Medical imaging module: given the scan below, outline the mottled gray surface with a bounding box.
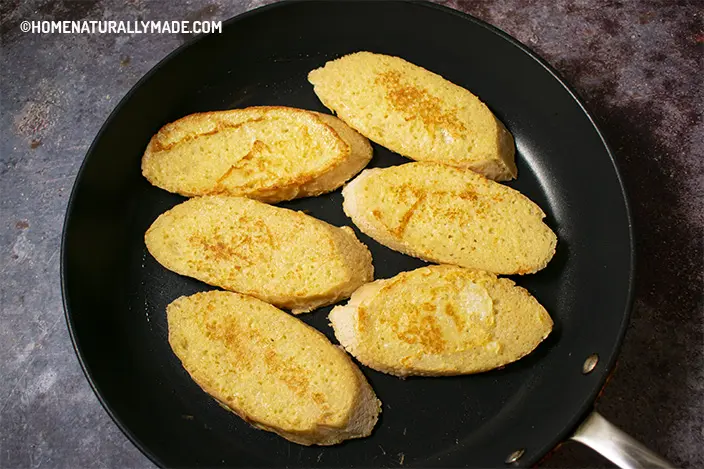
[0,0,701,468]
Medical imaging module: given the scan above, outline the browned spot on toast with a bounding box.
[373,182,497,237]
[375,71,466,136]
[459,189,479,201]
[189,235,254,267]
[357,306,369,333]
[314,391,333,422]
[201,303,316,401]
[264,349,310,395]
[377,276,405,297]
[252,218,278,249]
[186,212,280,271]
[390,193,426,238]
[215,165,239,186]
[312,392,327,404]
[204,317,253,371]
[444,303,465,331]
[394,313,446,354]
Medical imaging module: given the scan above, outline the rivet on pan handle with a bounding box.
[570,411,673,468]
[504,448,524,464]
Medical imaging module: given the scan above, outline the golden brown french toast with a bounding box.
[342,162,556,275]
[168,290,381,445]
[329,265,553,377]
[145,196,373,313]
[309,52,516,180]
[142,106,372,203]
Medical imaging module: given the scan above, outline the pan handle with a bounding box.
[570,411,674,468]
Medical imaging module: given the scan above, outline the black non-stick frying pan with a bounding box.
[61,1,673,468]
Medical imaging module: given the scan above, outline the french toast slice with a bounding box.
[168,291,381,445]
[329,265,553,377]
[308,51,516,180]
[146,196,373,313]
[342,162,556,275]
[142,106,372,203]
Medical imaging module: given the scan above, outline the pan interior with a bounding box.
[62,2,633,467]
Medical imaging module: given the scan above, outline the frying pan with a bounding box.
[61,1,673,467]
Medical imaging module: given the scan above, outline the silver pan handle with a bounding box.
[570,411,674,468]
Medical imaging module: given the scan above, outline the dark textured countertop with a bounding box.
[1,1,701,468]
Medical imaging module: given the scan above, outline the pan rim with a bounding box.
[60,1,635,467]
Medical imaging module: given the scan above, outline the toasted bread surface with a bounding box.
[142,106,372,203]
[308,52,516,180]
[168,291,381,445]
[146,196,373,313]
[329,265,553,377]
[342,162,556,275]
